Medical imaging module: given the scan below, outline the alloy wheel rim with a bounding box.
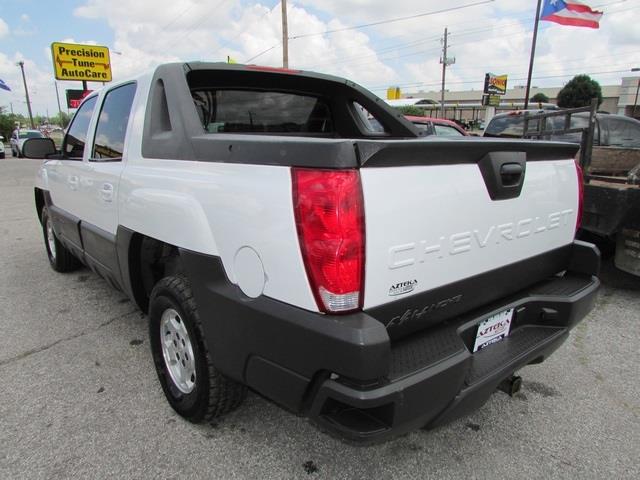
[160,308,196,394]
[46,219,56,260]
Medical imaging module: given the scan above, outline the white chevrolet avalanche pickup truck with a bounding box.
[24,63,600,443]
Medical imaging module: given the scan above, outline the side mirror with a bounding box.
[22,138,57,159]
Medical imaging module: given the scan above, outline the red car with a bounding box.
[404,115,469,137]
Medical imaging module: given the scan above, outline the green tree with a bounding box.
[556,74,603,108]
[0,107,25,142]
[530,93,549,103]
[51,111,71,128]
[395,105,425,116]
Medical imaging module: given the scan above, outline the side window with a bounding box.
[413,122,434,136]
[352,102,388,135]
[92,83,137,160]
[546,115,600,145]
[63,96,97,160]
[434,124,464,137]
[606,118,640,148]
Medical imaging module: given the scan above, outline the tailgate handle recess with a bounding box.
[500,163,523,186]
[478,151,527,201]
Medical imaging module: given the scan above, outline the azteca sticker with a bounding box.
[473,308,514,352]
[389,279,417,296]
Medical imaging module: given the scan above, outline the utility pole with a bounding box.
[281,0,289,68]
[633,78,639,118]
[17,61,35,129]
[439,27,455,119]
[632,68,640,118]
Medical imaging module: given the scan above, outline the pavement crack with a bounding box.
[0,308,139,367]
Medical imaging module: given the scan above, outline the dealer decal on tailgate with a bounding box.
[473,308,514,352]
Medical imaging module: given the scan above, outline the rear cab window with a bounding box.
[485,115,526,137]
[63,96,97,160]
[191,89,333,135]
[485,113,547,138]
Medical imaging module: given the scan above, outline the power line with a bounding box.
[300,1,638,71]
[245,43,281,63]
[288,0,495,40]
[307,1,640,74]
[443,49,640,74]
[162,0,232,49]
[217,3,279,54]
[368,68,633,92]
[159,1,198,31]
[248,0,495,63]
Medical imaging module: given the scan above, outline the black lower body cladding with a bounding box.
[180,241,600,443]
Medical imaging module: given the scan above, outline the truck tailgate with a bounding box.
[358,139,580,336]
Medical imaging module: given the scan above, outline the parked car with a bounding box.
[0,135,5,159]
[483,111,640,148]
[24,62,599,443]
[10,129,45,157]
[404,115,469,136]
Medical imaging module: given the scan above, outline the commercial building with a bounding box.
[399,75,640,121]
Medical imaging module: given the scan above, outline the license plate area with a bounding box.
[473,308,514,352]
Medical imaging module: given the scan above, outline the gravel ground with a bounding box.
[1,158,638,479]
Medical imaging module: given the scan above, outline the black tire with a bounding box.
[41,207,81,272]
[149,275,246,423]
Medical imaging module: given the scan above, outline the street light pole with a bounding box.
[17,61,35,129]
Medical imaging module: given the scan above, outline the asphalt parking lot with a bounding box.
[1,158,638,479]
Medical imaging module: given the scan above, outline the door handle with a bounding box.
[100,183,114,202]
[68,175,79,190]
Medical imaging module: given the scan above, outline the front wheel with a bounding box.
[149,275,246,423]
[41,207,81,272]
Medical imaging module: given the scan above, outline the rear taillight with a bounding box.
[292,168,365,313]
[575,159,584,233]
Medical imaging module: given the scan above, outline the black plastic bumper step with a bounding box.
[465,326,566,386]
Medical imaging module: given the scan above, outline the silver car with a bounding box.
[10,129,45,157]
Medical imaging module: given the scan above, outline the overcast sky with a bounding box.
[1,0,639,117]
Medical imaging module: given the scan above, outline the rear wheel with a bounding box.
[149,275,246,423]
[41,207,81,272]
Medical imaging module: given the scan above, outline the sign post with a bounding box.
[482,72,508,125]
[51,42,111,105]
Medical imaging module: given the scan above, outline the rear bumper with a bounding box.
[310,271,598,442]
[181,241,600,443]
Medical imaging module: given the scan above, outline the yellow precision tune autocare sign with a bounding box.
[51,42,112,82]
